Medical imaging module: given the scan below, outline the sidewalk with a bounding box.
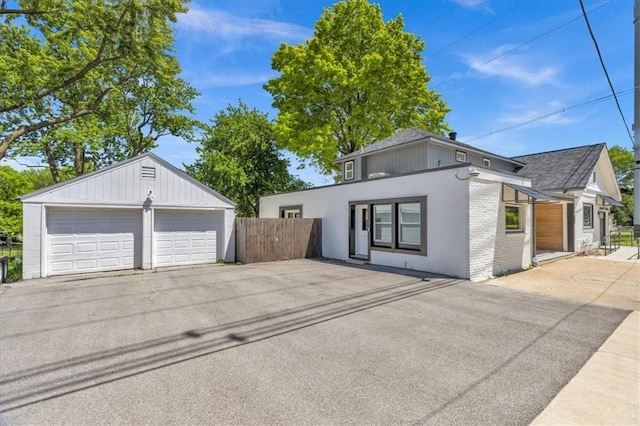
[601,246,639,262]
[532,311,639,425]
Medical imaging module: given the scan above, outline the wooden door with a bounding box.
[536,204,564,251]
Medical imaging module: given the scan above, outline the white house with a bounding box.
[21,153,235,279]
[260,128,622,282]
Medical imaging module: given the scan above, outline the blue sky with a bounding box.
[4,0,634,187]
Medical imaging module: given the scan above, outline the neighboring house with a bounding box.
[21,153,236,279]
[513,144,622,253]
[260,128,622,282]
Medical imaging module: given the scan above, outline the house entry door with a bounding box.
[354,204,369,258]
[600,213,606,243]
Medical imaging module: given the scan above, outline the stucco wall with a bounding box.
[261,167,470,279]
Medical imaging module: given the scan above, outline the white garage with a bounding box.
[21,153,236,279]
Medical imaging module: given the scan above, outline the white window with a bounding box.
[398,203,421,246]
[456,151,467,162]
[583,204,593,228]
[482,158,491,168]
[280,205,302,218]
[373,204,392,245]
[344,161,354,180]
[505,205,522,231]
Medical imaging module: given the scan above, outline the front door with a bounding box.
[354,204,369,258]
[600,212,607,244]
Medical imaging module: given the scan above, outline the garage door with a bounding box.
[47,208,142,275]
[153,210,221,267]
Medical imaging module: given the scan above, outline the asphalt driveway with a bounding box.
[0,259,630,425]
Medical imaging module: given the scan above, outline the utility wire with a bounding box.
[432,0,612,89]
[427,1,527,59]
[578,0,634,145]
[464,87,636,143]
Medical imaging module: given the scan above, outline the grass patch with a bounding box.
[613,231,638,247]
[7,260,22,282]
[1,245,23,259]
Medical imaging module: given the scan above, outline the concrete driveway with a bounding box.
[0,259,630,425]
[488,256,639,311]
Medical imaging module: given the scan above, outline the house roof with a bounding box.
[334,128,525,166]
[20,152,236,207]
[512,144,606,191]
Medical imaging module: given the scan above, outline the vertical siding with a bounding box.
[427,143,457,168]
[366,143,429,177]
[27,156,233,208]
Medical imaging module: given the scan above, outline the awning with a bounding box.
[598,194,623,207]
[502,183,558,203]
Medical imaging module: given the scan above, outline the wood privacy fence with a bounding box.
[235,218,322,264]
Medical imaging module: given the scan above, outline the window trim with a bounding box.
[505,204,523,232]
[482,157,491,168]
[279,205,303,219]
[456,150,467,162]
[351,196,427,256]
[344,160,355,181]
[583,203,594,229]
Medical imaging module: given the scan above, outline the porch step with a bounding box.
[535,252,576,265]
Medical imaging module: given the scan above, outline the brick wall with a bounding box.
[468,180,532,281]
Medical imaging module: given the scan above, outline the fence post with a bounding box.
[0,257,8,283]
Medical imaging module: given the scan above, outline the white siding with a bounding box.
[21,154,236,279]
[23,156,232,209]
[22,204,43,280]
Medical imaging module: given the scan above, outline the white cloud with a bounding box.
[463,45,561,86]
[456,0,494,14]
[178,6,312,42]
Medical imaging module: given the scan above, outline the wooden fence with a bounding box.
[236,218,322,264]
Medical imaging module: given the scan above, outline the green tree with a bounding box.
[0,166,34,235]
[14,73,199,182]
[264,0,450,175]
[186,101,309,217]
[0,0,190,161]
[608,145,634,226]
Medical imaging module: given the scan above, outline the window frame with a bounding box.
[354,196,427,255]
[482,157,491,168]
[456,150,467,162]
[504,204,523,232]
[372,204,393,247]
[344,160,355,181]
[397,202,422,249]
[279,205,303,219]
[583,203,594,229]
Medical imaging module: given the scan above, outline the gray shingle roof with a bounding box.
[512,143,605,190]
[334,128,524,166]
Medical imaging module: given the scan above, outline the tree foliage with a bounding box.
[608,145,634,226]
[0,166,34,235]
[264,0,450,175]
[186,101,309,217]
[0,0,194,166]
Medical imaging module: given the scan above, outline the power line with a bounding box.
[578,0,634,145]
[431,0,612,89]
[464,87,636,143]
[427,1,527,59]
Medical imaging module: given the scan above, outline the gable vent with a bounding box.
[141,166,156,179]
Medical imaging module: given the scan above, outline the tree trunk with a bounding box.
[43,141,61,183]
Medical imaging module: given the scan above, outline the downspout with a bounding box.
[531,201,537,262]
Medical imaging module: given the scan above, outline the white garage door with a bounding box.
[154,210,221,267]
[47,208,142,276]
